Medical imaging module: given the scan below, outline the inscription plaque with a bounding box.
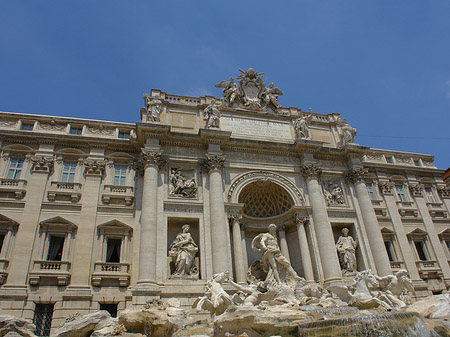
[221,115,292,141]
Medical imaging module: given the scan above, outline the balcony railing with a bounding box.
[0,178,27,199]
[92,262,130,287]
[47,181,82,202]
[416,260,442,279]
[102,185,134,206]
[390,261,404,270]
[29,260,71,286]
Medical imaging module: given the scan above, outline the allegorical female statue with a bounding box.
[336,227,358,275]
[169,224,198,278]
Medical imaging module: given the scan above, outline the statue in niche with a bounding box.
[203,99,221,128]
[293,114,312,139]
[214,77,239,107]
[143,93,161,122]
[375,269,415,308]
[251,224,300,287]
[168,224,198,278]
[261,82,284,111]
[169,169,197,198]
[323,181,345,206]
[336,227,358,275]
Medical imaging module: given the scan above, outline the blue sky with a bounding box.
[0,1,449,169]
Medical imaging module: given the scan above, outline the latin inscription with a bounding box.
[221,116,292,140]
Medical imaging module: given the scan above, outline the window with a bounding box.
[366,183,376,200]
[69,126,82,135]
[414,241,428,261]
[21,123,34,131]
[414,159,422,167]
[446,240,450,253]
[425,187,438,203]
[395,184,408,202]
[113,166,127,186]
[105,238,121,263]
[61,162,77,183]
[33,303,54,337]
[386,156,394,164]
[46,235,64,261]
[384,241,396,262]
[6,158,24,179]
[100,303,118,318]
[118,131,130,139]
[0,234,5,254]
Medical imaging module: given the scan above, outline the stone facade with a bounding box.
[0,69,449,335]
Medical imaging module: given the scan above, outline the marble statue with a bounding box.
[214,77,239,107]
[293,114,312,139]
[338,118,356,147]
[328,270,392,310]
[203,99,221,128]
[251,224,300,286]
[375,269,415,308]
[323,181,345,206]
[168,224,198,278]
[193,271,236,315]
[143,93,161,122]
[169,169,197,198]
[336,228,358,275]
[261,82,283,111]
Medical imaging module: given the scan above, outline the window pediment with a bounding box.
[97,220,132,234]
[407,227,428,239]
[39,216,77,232]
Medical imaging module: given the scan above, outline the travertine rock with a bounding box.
[53,311,116,337]
[0,315,37,337]
[407,294,450,319]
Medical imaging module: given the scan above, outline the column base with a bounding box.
[130,280,162,305]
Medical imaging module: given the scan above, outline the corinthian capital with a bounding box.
[294,214,309,226]
[301,164,321,180]
[84,160,105,176]
[379,181,394,195]
[141,149,164,168]
[31,156,53,173]
[228,214,242,224]
[409,183,424,197]
[437,186,450,199]
[346,168,369,183]
[202,154,226,172]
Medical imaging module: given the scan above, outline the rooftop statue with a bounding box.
[214,77,239,107]
[261,82,284,111]
[203,99,221,128]
[143,93,161,122]
[337,117,357,147]
[294,114,312,139]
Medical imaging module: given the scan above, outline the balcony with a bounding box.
[0,178,27,199]
[29,260,71,286]
[390,261,405,272]
[415,260,443,279]
[396,201,419,218]
[0,258,9,284]
[426,202,448,219]
[91,262,130,287]
[101,185,134,206]
[47,181,82,202]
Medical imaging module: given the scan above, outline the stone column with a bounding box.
[410,183,450,287]
[301,164,341,282]
[1,156,53,293]
[204,154,230,274]
[240,224,249,276]
[295,215,315,281]
[277,225,291,262]
[229,214,246,283]
[379,182,422,281]
[67,159,105,294]
[347,168,392,276]
[137,149,163,284]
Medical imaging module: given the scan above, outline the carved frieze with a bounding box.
[301,164,322,180]
[86,125,115,135]
[0,119,17,127]
[169,168,198,198]
[323,181,346,206]
[31,156,53,173]
[38,121,66,131]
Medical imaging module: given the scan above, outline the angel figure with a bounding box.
[262,83,283,110]
[215,77,239,107]
[294,114,312,139]
[203,99,221,128]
